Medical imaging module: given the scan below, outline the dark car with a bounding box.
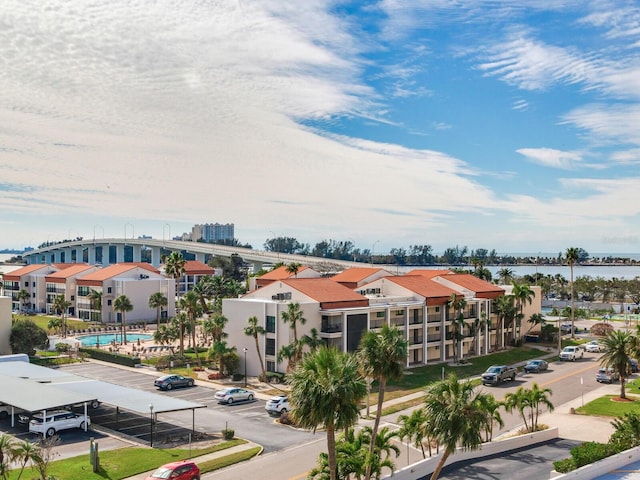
[524,359,549,373]
[154,374,195,391]
[561,324,579,334]
[144,460,200,480]
[630,359,639,373]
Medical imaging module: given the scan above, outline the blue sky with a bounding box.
[1,1,639,255]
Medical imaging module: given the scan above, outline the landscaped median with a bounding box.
[7,439,260,480]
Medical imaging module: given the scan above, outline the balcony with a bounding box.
[370,319,385,329]
[409,317,424,325]
[427,314,441,323]
[426,334,441,343]
[390,318,405,327]
[321,324,342,334]
[409,336,423,345]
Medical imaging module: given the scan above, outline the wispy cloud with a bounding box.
[516,148,584,169]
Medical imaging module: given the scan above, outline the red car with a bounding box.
[144,461,200,480]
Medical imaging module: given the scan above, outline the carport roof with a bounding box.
[0,361,205,415]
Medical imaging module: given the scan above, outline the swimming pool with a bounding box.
[77,333,153,347]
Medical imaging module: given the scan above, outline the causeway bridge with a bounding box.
[24,238,361,271]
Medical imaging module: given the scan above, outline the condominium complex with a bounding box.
[224,267,541,376]
[192,223,235,243]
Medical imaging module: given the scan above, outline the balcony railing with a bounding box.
[427,314,441,323]
[426,334,441,343]
[409,317,424,325]
[321,324,342,334]
[370,319,385,329]
[409,336,423,345]
[391,318,405,327]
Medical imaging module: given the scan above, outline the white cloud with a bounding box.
[516,148,584,169]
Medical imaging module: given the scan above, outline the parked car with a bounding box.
[523,359,549,373]
[585,341,602,353]
[214,387,254,404]
[28,410,90,437]
[630,359,639,373]
[561,324,579,334]
[154,374,195,391]
[560,346,584,361]
[265,395,290,415]
[596,367,620,384]
[144,460,200,480]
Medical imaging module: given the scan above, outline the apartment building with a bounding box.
[223,269,530,377]
[251,264,322,290]
[2,264,63,312]
[76,264,176,324]
[176,260,217,295]
[44,264,99,316]
[192,223,234,243]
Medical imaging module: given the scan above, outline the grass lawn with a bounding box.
[13,314,101,333]
[576,395,640,417]
[8,439,250,480]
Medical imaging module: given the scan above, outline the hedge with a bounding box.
[79,347,141,367]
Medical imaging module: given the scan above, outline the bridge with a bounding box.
[24,238,362,271]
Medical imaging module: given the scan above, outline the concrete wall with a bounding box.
[550,445,640,480]
[0,297,11,355]
[387,427,559,480]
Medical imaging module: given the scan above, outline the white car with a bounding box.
[585,341,603,353]
[214,387,255,405]
[265,395,290,415]
[29,410,90,437]
[560,346,584,361]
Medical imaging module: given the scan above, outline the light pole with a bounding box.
[163,223,171,244]
[124,223,134,240]
[149,403,154,447]
[269,230,280,261]
[371,240,380,266]
[243,347,248,387]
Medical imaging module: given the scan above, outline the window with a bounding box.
[71,295,75,301]
[266,316,276,333]
[395,310,404,316]
[24,281,28,287]
[107,300,112,306]
[376,311,385,318]
[32,282,36,287]
[435,306,440,313]
[107,287,112,294]
[265,338,276,356]
[266,361,275,372]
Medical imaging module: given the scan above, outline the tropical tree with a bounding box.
[468,312,489,356]
[300,327,324,353]
[148,292,168,330]
[281,302,307,368]
[286,262,302,278]
[162,251,186,299]
[179,290,203,366]
[52,294,72,338]
[504,384,553,433]
[244,316,267,381]
[47,317,62,336]
[494,294,517,348]
[208,340,236,375]
[423,374,491,480]
[192,276,215,313]
[398,408,432,458]
[289,347,367,480]
[601,330,635,399]
[565,247,580,339]
[360,425,401,478]
[610,412,640,451]
[0,433,17,480]
[497,268,515,284]
[478,394,504,442]
[87,288,102,318]
[175,311,188,357]
[448,293,467,362]
[17,289,30,312]
[526,313,546,335]
[113,295,133,345]
[12,438,41,480]
[10,319,49,355]
[357,324,407,480]
[512,282,534,340]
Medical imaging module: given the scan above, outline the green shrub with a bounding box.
[222,428,234,440]
[553,457,576,473]
[79,348,141,367]
[55,343,70,353]
[266,371,284,384]
[554,441,620,473]
[232,373,243,381]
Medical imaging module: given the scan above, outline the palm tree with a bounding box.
[300,327,324,353]
[162,251,186,299]
[504,384,553,433]
[281,302,307,368]
[512,282,534,340]
[208,340,235,375]
[87,288,102,322]
[448,293,467,362]
[244,316,267,381]
[17,289,30,312]
[179,290,203,366]
[0,433,17,480]
[601,330,635,399]
[494,294,516,348]
[357,324,407,480]
[13,438,41,480]
[478,394,504,442]
[286,262,302,278]
[192,276,214,313]
[175,311,188,357]
[504,387,533,433]
[398,408,431,458]
[113,295,133,345]
[289,346,367,480]
[47,317,62,336]
[565,247,580,339]
[423,374,491,480]
[148,292,168,330]
[52,294,72,338]
[528,383,554,431]
[360,425,401,478]
[497,268,515,284]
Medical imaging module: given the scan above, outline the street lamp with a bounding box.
[371,240,380,266]
[124,223,134,240]
[149,403,154,447]
[243,347,248,387]
[163,223,171,244]
[269,230,280,261]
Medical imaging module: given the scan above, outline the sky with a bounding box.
[2,0,640,256]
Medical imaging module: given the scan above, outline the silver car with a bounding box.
[214,387,255,404]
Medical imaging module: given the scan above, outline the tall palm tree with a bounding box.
[601,330,635,399]
[148,292,168,330]
[565,247,580,339]
[478,394,504,442]
[179,290,203,366]
[244,316,267,381]
[504,383,553,433]
[494,294,517,348]
[192,276,214,313]
[512,282,534,340]
[289,346,367,480]
[497,268,515,284]
[113,295,133,345]
[162,251,186,300]
[281,302,307,367]
[87,288,102,322]
[53,294,72,338]
[448,293,467,362]
[423,374,491,480]
[357,324,407,480]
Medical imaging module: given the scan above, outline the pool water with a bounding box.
[77,333,153,346]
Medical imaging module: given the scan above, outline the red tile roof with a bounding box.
[1,264,54,280]
[436,273,505,299]
[77,263,159,284]
[405,269,453,278]
[183,260,215,275]
[259,265,311,280]
[385,276,457,304]
[331,267,389,283]
[45,264,95,282]
[282,278,368,307]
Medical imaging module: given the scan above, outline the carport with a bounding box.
[0,360,206,441]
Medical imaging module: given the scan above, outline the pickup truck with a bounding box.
[560,345,584,361]
[481,365,517,385]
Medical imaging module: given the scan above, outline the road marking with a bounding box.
[537,363,598,388]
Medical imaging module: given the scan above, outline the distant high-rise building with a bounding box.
[192,223,235,243]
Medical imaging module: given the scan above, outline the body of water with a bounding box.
[398,265,640,280]
[77,333,152,347]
